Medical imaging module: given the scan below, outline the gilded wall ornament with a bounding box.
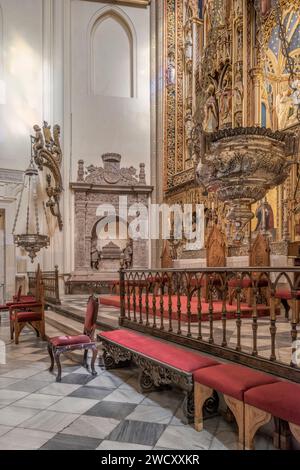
[32,122,63,231]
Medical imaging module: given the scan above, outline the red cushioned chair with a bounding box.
[194,364,279,448]
[9,287,46,344]
[47,295,99,382]
[244,382,300,450]
[0,286,35,313]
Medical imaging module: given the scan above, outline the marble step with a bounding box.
[46,301,116,331]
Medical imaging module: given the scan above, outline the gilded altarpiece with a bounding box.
[163,0,300,260]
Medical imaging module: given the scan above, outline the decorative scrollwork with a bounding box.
[101,342,132,369]
[31,122,63,230]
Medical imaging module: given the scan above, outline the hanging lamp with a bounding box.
[13,147,50,262]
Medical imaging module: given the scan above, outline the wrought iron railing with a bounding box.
[28,265,60,304]
[118,267,300,382]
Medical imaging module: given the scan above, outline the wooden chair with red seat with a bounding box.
[1,264,43,315]
[0,285,35,314]
[9,280,46,344]
[228,233,270,306]
[47,294,99,382]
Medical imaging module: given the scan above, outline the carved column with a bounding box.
[74,193,87,270]
[250,67,262,126]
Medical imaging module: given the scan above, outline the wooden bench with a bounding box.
[98,329,219,423]
[194,363,280,449]
[194,363,300,450]
[244,381,300,450]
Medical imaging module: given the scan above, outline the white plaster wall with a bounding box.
[0,0,152,284]
[0,0,43,170]
[0,211,4,302]
[70,1,151,182]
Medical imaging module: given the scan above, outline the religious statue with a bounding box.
[185,107,194,159]
[218,74,233,129]
[167,53,176,86]
[184,23,193,64]
[276,89,295,129]
[203,84,219,133]
[32,125,44,154]
[254,198,274,233]
[291,79,300,107]
[91,247,101,270]
[123,240,133,269]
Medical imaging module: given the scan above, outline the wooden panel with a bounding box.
[206,225,226,267]
[250,233,270,267]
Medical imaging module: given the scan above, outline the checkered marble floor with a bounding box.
[0,313,276,450]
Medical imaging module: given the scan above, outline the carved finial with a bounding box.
[139,163,146,184]
[77,160,85,182]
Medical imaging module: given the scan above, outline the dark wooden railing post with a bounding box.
[119,265,126,326]
[115,266,300,382]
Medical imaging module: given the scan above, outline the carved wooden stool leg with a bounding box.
[90,346,98,376]
[244,404,272,450]
[194,383,213,432]
[54,350,63,382]
[48,344,55,372]
[289,423,300,448]
[224,394,244,449]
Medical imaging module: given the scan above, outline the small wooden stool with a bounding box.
[194,364,279,449]
[244,381,300,450]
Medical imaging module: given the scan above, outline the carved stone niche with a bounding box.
[70,154,153,287]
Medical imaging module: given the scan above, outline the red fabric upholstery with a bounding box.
[245,382,300,426]
[50,334,91,347]
[100,295,274,322]
[193,364,280,401]
[12,311,42,322]
[275,289,300,300]
[99,330,219,372]
[0,297,37,311]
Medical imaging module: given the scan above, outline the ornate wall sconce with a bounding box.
[31,122,63,230]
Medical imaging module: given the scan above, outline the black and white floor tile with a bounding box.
[0,312,275,450]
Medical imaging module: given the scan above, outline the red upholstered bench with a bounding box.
[244,381,300,450]
[98,329,219,423]
[194,364,280,448]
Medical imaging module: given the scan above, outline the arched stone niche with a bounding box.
[88,7,136,98]
[71,154,152,276]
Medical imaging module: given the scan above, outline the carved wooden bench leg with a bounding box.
[244,404,272,450]
[194,383,213,432]
[224,394,244,449]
